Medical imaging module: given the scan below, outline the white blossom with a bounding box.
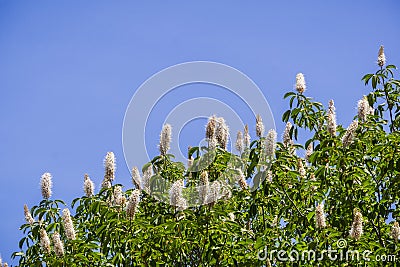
[159,124,172,156]
[350,210,363,240]
[40,172,52,199]
[327,100,337,136]
[62,208,76,240]
[256,114,265,137]
[315,203,326,229]
[377,45,386,67]
[83,174,95,197]
[295,73,306,94]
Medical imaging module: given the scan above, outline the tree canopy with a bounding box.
[7,46,400,267]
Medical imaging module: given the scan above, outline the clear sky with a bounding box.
[1,1,399,264]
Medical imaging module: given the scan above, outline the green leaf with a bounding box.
[284,92,296,98]
[282,110,291,122]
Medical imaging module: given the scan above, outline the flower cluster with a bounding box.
[39,229,51,254]
[327,100,337,136]
[205,115,230,149]
[52,232,64,257]
[256,114,265,137]
[236,169,248,190]
[169,179,187,211]
[131,166,141,189]
[265,129,277,158]
[342,120,358,147]
[357,96,373,122]
[159,124,172,156]
[377,45,386,67]
[84,174,95,197]
[391,221,400,242]
[24,204,35,225]
[295,73,306,94]
[40,172,53,199]
[283,122,293,150]
[350,209,363,240]
[62,208,76,240]
[315,203,326,229]
[102,152,116,188]
[126,189,141,219]
[235,131,243,153]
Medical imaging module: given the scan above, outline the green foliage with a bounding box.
[12,63,400,266]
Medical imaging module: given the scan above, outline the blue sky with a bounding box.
[1,1,399,264]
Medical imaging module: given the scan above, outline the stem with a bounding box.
[261,205,265,232]
[383,88,394,132]
[366,162,385,247]
[371,220,384,247]
[199,206,209,266]
[276,184,305,218]
[380,71,394,132]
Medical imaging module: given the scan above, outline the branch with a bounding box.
[276,184,305,218]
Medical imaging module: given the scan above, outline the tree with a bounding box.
[10,46,400,266]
